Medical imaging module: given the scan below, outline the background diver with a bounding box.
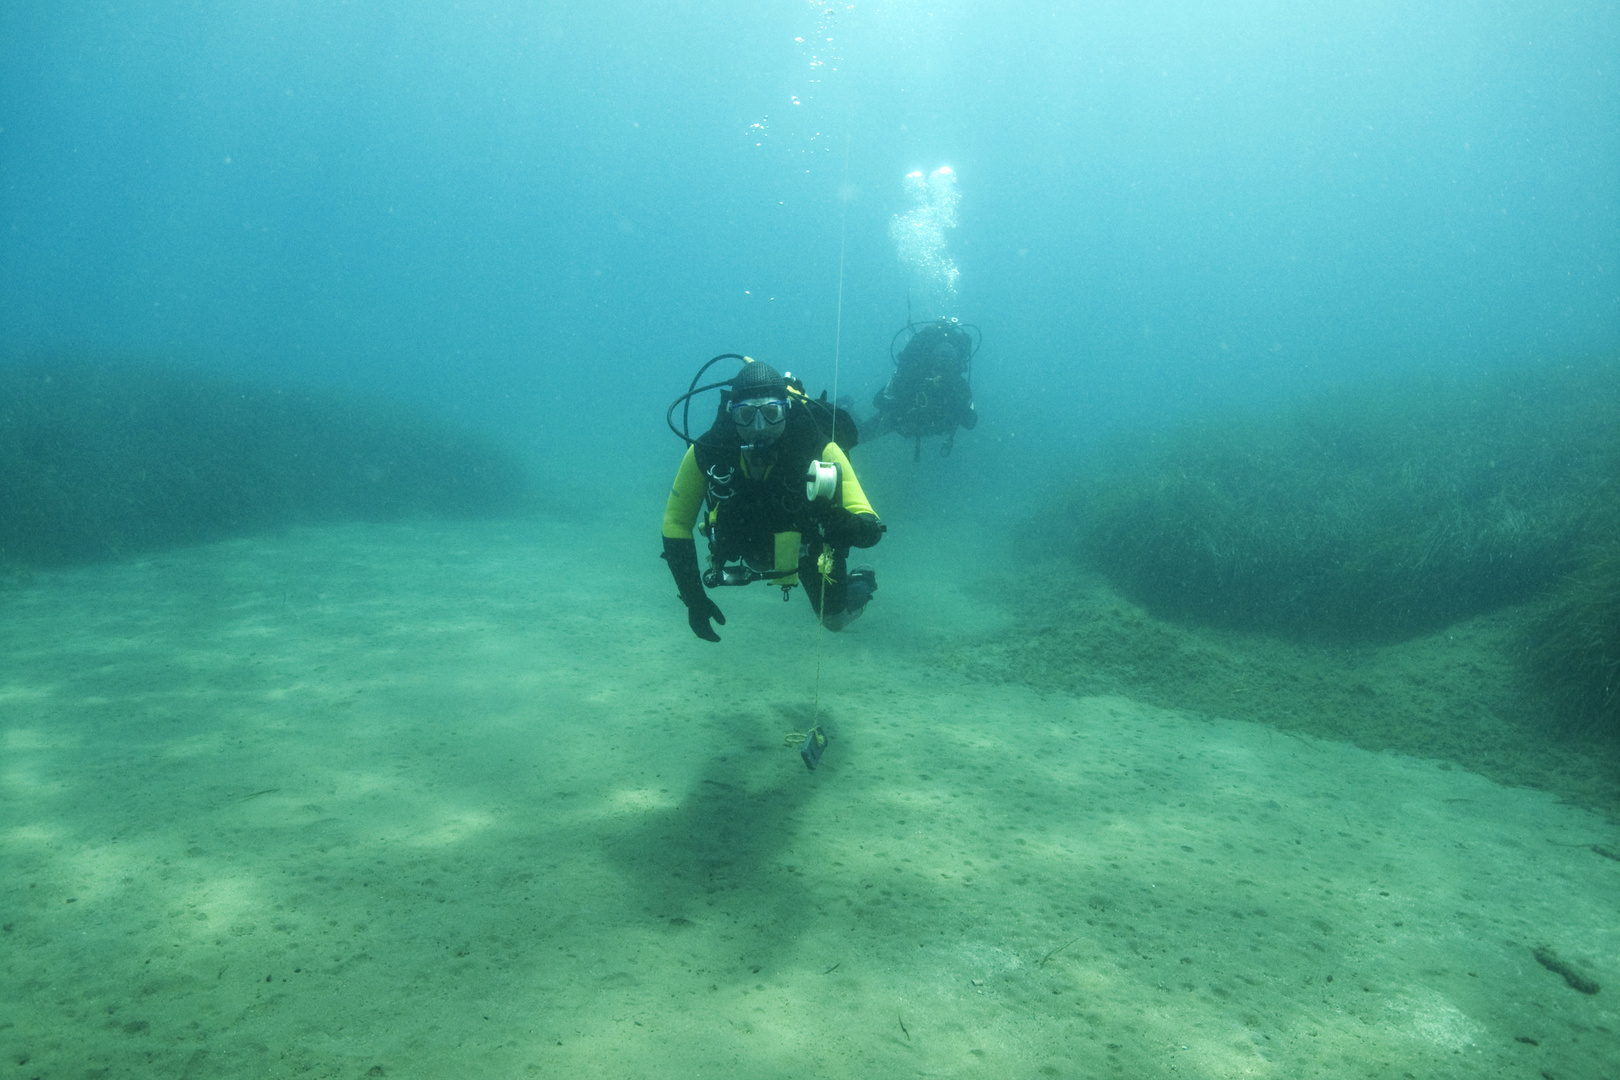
[662,357,884,643]
[864,317,979,458]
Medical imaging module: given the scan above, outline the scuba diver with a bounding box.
[662,356,885,643]
[865,317,979,459]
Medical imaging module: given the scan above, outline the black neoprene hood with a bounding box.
[731,360,787,401]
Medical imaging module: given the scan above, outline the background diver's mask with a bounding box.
[730,397,788,448]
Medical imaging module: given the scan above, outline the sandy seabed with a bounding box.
[1,515,1616,1079]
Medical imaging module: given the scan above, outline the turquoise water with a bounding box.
[4,1,1615,463]
[3,2,1618,1076]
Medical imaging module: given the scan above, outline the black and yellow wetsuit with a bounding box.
[661,393,882,631]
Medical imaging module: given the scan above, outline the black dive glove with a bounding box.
[661,536,725,643]
[823,510,885,550]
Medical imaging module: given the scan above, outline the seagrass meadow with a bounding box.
[0,357,532,571]
[1531,515,1620,743]
[1006,357,1620,808]
[1042,358,1620,644]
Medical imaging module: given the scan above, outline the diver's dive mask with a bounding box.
[729,399,788,427]
[730,397,788,446]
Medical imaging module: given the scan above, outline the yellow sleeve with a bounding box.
[823,442,877,518]
[661,447,707,539]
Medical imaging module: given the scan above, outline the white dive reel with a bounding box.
[805,459,839,502]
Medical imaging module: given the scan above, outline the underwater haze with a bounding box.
[5,3,1620,1079]
[5,0,1616,485]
